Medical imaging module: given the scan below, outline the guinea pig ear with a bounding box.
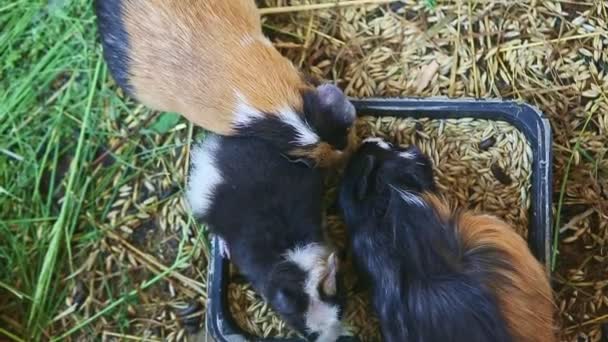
[356,155,376,200]
[321,253,338,297]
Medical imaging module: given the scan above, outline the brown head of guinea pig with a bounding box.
[94,0,356,168]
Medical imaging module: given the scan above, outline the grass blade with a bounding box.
[26,56,102,334]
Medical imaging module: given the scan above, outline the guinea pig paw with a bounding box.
[218,237,231,260]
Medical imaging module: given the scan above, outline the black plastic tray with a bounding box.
[207,97,553,342]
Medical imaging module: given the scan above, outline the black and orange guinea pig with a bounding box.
[94,0,356,168]
[186,134,345,341]
[339,137,556,342]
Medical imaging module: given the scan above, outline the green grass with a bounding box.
[424,0,437,11]
[1,1,102,339]
[0,1,201,340]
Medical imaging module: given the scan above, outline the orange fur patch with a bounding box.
[422,192,557,341]
[122,0,307,134]
[420,193,451,222]
[291,126,360,168]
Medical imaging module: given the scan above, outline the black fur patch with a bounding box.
[266,261,309,333]
[233,86,355,166]
[234,116,302,152]
[94,0,133,94]
[234,116,319,166]
[301,89,351,151]
[317,273,346,320]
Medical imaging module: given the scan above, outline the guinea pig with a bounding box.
[186,134,344,341]
[94,0,356,168]
[338,137,556,342]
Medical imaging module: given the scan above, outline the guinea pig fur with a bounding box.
[94,0,356,168]
[338,137,556,342]
[186,135,344,341]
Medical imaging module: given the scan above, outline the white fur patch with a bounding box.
[391,186,426,207]
[233,91,265,127]
[239,34,256,46]
[186,136,223,216]
[398,151,416,159]
[232,94,319,147]
[285,243,329,273]
[285,244,342,339]
[307,302,341,342]
[218,236,231,259]
[278,107,320,146]
[363,137,391,150]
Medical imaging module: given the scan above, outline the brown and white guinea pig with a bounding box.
[338,137,556,342]
[94,0,356,168]
[186,134,345,341]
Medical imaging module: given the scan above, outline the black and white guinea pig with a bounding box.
[338,137,556,342]
[186,135,344,341]
[94,0,356,168]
